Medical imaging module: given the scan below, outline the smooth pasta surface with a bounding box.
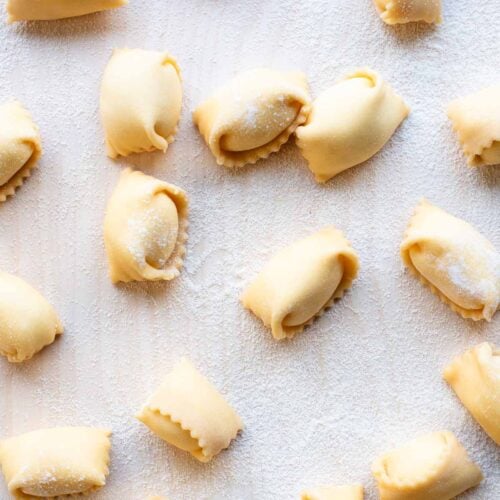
[241,227,359,340]
[401,199,500,321]
[296,69,409,183]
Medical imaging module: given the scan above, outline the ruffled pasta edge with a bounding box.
[373,0,442,25]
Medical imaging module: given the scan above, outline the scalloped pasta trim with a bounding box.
[0,101,42,204]
[447,85,500,167]
[372,431,482,500]
[373,0,442,25]
[193,68,311,168]
[401,199,500,322]
[137,358,243,463]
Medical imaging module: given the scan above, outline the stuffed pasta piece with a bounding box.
[447,85,500,166]
[444,342,500,445]
[0,427,111,498]
[193,68,311,167]
[0,101,42,203]
[373,0,441,25]
[241,227,359,340]
[0,271,63,362]
[6,0,126,22]
[372,431,482,500]
[101,48,182,158]
[401,199,500,321]
[301,484,364,500]
[137,358,243,463]
[104,168,188,283]
[296,69,409,182]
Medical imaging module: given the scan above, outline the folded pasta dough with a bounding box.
[444,343,500,445]
[401,199,500,321]
[0,271,63,363]
[137,358,243,463]
[104,168,188,283]
[447,85,500,166]
[193,68,311,167]
[295,69,409,182]
[301,484,364,500]
[101,48,182,158]
[0,427,111,499]
[0,101,41,203]
[372,431,483,500]
[241,227,359,340]
[373,0,441,24]
[6,0,126,22]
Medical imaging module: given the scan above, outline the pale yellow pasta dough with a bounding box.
[447,85,500,166]
[301,484,364,500]
[6,0,126,22]
[296,69,409,182]
[444,342,500,445]
[401,199,500,321]
[372,431,483,500]
[100,48,182,158]
[137,358,243,463]
[0,271,63,363]
[0,427,111,499]
[104,168,188,283]
[193,68,311,167]
[0,101,42,203]
[373,0,441,24]
[241,227,359,340]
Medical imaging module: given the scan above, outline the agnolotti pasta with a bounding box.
[444,343,500,445]
[372,431,483,500]
[193,68,311,167]
[6,0,126,22]
[0,271,63,363]
[295,69,409,182]
[447,85,500,167]
[401,199,500,321]
[0,427,111,498]
[137,358,243,463]
[373,0,442,25]
[241,227,359,340]
[104,168,188,283]
[101,48,182,158]
[301,484,364,500]
[0,101,41,203]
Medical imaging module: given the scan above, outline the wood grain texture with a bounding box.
[0,1,499,499]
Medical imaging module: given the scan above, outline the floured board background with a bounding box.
[0,1,499,499]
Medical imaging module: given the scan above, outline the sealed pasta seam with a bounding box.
[216,99,311,169]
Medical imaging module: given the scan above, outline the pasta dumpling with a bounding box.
[372,431,482,500]
[241,227,359,340]
[104,168,188,283]
[0,427,111,498]
[401,199,500,321]
[101,48,182,158]
[444,342,500,445]
[447,85,500,166]
[0,101,42,203]
[193,68,311,167]
[137,358,243,463]
[301,484,364,500]
[0,271,63,363]
[296,69,409,182]
[6,0,126,22]
[373,0,441,25]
